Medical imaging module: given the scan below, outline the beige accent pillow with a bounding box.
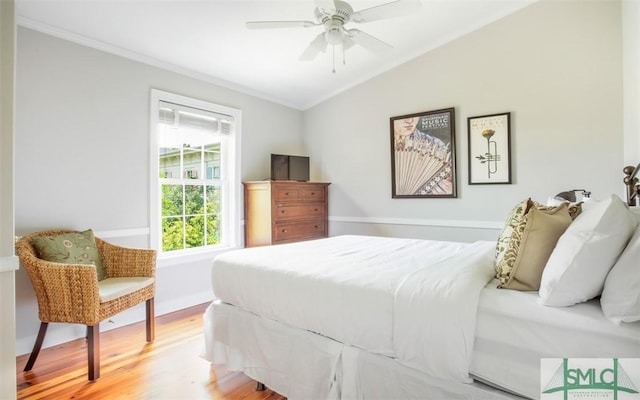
[498,203,572,290]
[495,199,571,290]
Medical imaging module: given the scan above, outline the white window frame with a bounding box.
[150,89,242,258]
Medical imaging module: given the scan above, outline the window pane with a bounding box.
[184,185,204,215]
[159,147,180,178]
[161,184,183,217]
[206,215,220,245]
[185,216,205,248]
[162,217,184,252]
[158,123,181,179]
[206,185,222,245]
[205,144,221,180]
[183,147,201,179]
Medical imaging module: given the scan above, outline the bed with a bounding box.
[202,170,640,399]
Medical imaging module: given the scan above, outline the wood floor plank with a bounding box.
[16,303,287,400]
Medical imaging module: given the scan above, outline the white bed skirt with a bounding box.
[202,301,526,400]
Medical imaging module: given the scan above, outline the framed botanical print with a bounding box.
[390,107,456,198]
[467,112,512,184]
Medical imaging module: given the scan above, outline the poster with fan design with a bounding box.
[390,108,457,198]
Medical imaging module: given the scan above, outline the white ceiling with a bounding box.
[15,0,536,110]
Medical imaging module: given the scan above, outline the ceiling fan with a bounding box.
[246,0,421,72]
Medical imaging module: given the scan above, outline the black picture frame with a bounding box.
[390,107,457,198]
[467,112,512,185]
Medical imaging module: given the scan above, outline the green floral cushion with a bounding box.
[31,229,107,281]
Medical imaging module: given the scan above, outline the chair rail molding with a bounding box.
[329,216,504,230]
[0,255,19,272]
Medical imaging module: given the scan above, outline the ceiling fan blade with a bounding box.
[343,37,356,51]
[347,29,393,53]
[352,0,422,23]
[299,32,329,61]
[314,0,337,14]
[246,21,318,29]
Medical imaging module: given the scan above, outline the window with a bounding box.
[150,90,241,255]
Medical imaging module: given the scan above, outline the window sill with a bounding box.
[156,245,243,269]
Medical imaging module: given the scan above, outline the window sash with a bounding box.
[150,90,241,256]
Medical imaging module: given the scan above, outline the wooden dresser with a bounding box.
[243,181,330,247]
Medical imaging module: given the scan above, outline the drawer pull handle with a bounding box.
[310,192,315,195]
[281,210,286,214]
[314,208,318,212]
[285,192,289,196]
[314,225,319,229]
[282,229,287,233]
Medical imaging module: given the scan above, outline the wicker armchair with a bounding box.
[16,229,156,381]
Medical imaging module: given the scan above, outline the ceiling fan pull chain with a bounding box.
[332,46,336,73]
[342,44,346,65]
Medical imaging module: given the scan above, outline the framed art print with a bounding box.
[390,107,456,198]
[467,112,511,184]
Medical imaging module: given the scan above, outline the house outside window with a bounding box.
[150,90,241,255]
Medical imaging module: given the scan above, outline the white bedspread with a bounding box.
[394,241,497,382]
[211,235,496,383]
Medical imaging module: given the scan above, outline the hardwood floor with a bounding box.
[16,303,287,400]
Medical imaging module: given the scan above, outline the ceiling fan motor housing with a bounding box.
[315,0,354,45]
[315,0,353,24]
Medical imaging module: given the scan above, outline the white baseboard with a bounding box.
[16,290,214,357]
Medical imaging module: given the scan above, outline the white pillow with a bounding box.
[600,224,640,323]
[539,194,638,307]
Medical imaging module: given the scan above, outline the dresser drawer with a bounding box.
[274,186,302,202]
[300,186,326,201]
[274,185,327,203]
[274,203,325,221]
[273,220,327,243]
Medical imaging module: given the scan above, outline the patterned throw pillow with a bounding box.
[495,199,570,290]
[495,199,533,270]
[567,202,583,220]
[31,229,107,281]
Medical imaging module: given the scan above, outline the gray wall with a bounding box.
[14,27,304,354]
[304,0,625,242]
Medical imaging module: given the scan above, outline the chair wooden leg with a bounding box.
[146,298,155,342]
[24,322,49,372]
[87,324,100,381]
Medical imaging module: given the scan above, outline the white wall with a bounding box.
[623,0,640,164]
[14,27,304,355]
[304,0,624,242]
[0,1,17,398]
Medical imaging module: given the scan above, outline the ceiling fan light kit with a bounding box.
[246,0,421,73]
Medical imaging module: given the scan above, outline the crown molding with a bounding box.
[16,16,301,110]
